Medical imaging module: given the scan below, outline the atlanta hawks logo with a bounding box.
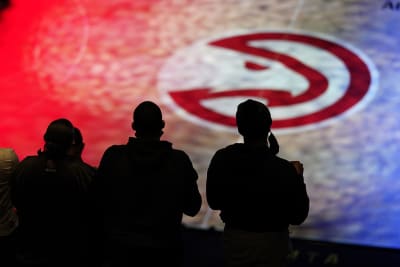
[158,30,379,133]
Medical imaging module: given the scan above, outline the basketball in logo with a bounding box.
[158,30,379,133]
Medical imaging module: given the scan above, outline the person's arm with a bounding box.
[287,161,309,225]
[182,152,202,217]
[206,151,225,211]
[9,154,23,211]
[0,148,19,214]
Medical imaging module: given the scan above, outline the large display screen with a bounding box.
[1,0,400,249]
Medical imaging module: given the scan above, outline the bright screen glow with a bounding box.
[1,0,400,249]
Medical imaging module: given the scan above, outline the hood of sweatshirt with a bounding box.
[125,137,173,169]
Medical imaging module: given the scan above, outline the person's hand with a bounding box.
[268,132,279,155]
[290,161,304,175]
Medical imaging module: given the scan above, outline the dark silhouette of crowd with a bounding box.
[0,99,309,267]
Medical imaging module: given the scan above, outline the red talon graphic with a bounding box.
[160,32,378,131]
[244,61,269,71]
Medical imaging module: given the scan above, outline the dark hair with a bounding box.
[132,101,164,137]
[236,99,272,138]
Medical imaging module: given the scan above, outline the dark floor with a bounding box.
[182,226,400,267]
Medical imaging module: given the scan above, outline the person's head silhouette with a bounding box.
[236,99,279,154]
[236,99,272,139]
[43,118,75,159]
[132,101,165,139]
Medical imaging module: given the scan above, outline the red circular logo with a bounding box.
[158,31,378,133]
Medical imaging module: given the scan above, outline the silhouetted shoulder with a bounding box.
[215,143,245,154]
[98,144,129,160]
[104,144,127,154]
[13,155,45,173]
[169,147,192,160]
[274,155,297,170]
[19,155,40,162]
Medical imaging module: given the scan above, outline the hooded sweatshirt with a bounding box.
[92,137,202,248]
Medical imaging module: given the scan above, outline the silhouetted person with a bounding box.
[11,118,93,267]
[0,147,19,267]
[0,0,10,11]
[68,127,96,190]
[90,101,202,267]
[206,99,309,267]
